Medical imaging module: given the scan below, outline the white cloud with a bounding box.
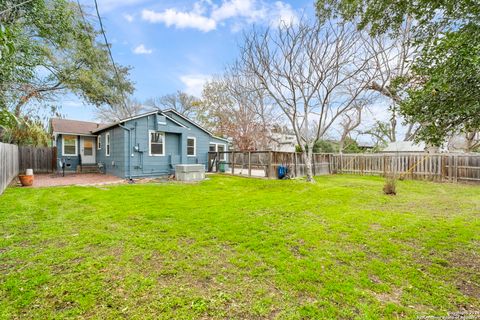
[269,1,298,27]
[141,0,298,32]
[141,8,217,32]
[211,0,265,22]
[180,74,211,97]
[123,13,134,22]
[133,44,153,54]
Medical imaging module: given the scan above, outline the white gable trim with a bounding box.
[91,110,187,133]
[163,109,229,143]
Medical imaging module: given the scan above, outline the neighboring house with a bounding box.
[382,141,428,153]
[50,109,229,178]
[270,132,297,152]
[446,133,480,153]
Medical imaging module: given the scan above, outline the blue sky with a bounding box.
[63,0,315,121]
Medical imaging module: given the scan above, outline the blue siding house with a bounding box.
[50,109,229,178]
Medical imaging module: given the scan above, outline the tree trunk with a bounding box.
[338,140,345,154]
[303,149,315,183]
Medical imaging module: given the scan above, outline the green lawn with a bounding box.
[0,175,479,319]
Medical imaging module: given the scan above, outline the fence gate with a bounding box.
[18,146,57,173]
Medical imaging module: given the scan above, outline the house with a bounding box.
[270,132,297,152]
[50,109,229,178]
[382,141,428,153]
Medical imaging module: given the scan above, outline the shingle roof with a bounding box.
[51,118,107,135]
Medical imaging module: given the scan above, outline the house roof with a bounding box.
[52,110,229,143]
[383,141,426,152]
[162,108,229,142]
[51,118,106,135]
[90,110,187,134]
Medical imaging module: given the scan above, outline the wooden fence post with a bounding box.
[248,152,251,177]
[294,153,298,177]
[231,151,235,175]
[454,155,458,183]
[340,153,343,174]
[312,154,316,176]
[267,151,272,178]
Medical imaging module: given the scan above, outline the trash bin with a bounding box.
[219,161,226,173]
[277,165,287,179]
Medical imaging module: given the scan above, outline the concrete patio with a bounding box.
[20,173,124,188]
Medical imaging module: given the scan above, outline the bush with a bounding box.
[383,175,397,195]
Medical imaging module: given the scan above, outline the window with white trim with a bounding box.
[105,132,110,156]
[187,137,196,156]
[217,144,226,161]
[97,134,102,149]
[209,143,227,161]
[149,131,165,156]
[63,135,77,156]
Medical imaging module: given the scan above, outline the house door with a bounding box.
[80,137,96,164]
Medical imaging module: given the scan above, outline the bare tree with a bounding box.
[199,75,277,150]
[224,65,280,150]
[465,131,480,152]
[95,98,148,123]
[363,16,421,142]
[239,19,376,182]
[146,91,200,118]
[338,104,363,153]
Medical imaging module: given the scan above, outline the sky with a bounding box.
[63,0,315,122]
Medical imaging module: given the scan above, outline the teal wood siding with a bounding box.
[55,111,230,179]
[121,114,186,177]
[163,111,229,166]
[95,127,126,177]
[56,134,81,171]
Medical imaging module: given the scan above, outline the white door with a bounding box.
[80,137,96,164]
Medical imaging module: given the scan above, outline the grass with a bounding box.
[0,174,479,319]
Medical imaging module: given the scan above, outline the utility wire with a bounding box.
[92,0,129,110]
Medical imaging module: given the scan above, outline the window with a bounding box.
[63,135,77,156]
[187,137,196,156]
[217,144,226,161]
[97,135,102,150]
[84,139,93,156]
[210,143,226,161]
[105,132,110,156]
[149,131,165,156]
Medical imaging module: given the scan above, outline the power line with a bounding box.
[92,0,129,110]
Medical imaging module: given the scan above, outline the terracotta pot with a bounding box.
[19,175,34,187]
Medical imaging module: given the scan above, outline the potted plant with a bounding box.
[19,169,34,187]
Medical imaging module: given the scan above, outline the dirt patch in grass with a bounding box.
[371,287,403,304]
[449,250,480,299]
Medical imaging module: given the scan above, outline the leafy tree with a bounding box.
[315,0,479,38]
[342,137,362,153]
[316,0,480,146]
[401,24,480,146]
[296,140,336,153]
[0,0,134,121]
[1,118,50,146]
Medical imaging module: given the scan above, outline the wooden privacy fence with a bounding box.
[0,142,19,195]
[334,153,480,183]
[18,146,57,173]
[208,151,480,183]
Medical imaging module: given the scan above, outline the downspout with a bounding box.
[119,124,134,180]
